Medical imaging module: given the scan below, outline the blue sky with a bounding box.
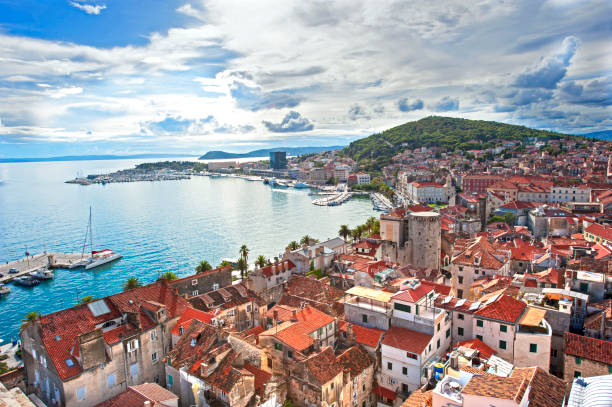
[0,0,610,157]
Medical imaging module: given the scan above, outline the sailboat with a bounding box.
[74,207,122,270]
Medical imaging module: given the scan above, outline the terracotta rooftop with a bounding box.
[96,383,178,407]
[301,347,342,385]
[336,345,375,378]
[564,332,612,365]
[400,388,432,407]
[381,326,432,354]
[474,294,526,323]
[454,338,496,359]
[338,320,384,348]
[243,363,271,397]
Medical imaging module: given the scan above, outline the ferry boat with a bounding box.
[13,276,40,287]
[0,284,10,295]
[30,268,54,280]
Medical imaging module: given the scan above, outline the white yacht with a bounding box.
[85,249,123,270]
[30,268,54,280]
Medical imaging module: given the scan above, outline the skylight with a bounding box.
[66,359,74,367]
[87,300,110,317]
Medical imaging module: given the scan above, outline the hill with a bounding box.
[199,146,344,160]
[579,130,612,141]
[341,116,580,171]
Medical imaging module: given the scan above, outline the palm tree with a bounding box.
[300,235,312,246]
[255,255,268,268]
[365,216,377,233]
[21,312,39,327]
[351,225,364,242]
[287,241,299,251]
[236,257,248,282]
[79,296,94,304]
[195,260,212,274]
[239,244,249,262]
[218,260,232,268]
[338,224,350,241]
[123,277,143,291]
[161,271,178,281]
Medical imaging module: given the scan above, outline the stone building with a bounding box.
[563,332,612,381]
[21,281,188,407]
[379,210,441,270]
[336,345,376,407]
[169,266,232,298]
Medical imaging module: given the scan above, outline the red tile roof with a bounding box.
[474,294,526,323]
[336,345,375,378]
[272,306,335,351]
[170,306,214,336]
[454,338,496,359]
[243,363,272,397]
[96,383,178,407]
[391,283,433,303]
[381,326,432,354]
[259,260,296,277]
[338,321,384,348]
[564,332,612,365]
[585,222,612,241]
[301,347,342,385]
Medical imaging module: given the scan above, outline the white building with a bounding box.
[404,181,453,204]
[356,172,371,185]
[550,184,591,203]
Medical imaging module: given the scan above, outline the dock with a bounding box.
[0,252,85,284]
[371,193,394,211]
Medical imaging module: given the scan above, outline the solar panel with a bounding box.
[485,294,500,305]
[87,300,111,317]
[469,301,481,311]
[65,359,74,367]
[455,299,466,308]
[442,296,452,304]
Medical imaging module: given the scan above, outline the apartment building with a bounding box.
[21,281,188,407]
[344,286,393,330]
[563,332,612,381]
[403,181,453,204]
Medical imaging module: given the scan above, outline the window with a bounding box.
[458,314,464,320]
[437,339,440,349]
[191,279,197,286]
[362,314,368,323]
[575,357,582,365]
[107,373,116,387]
[130,363,138,377]
[394,303,411,313]
[402,367,407,375]
[212,283,219,290]
[500,325,507,333]
[551,349,558,358]
[499,340,506,350]
[246,304,251,312]
[288,351,293,359]
[574,371,581,378]
[579,282,588,292]
[530,344,537,353]
[179,326,184,335]
[609,365,612,373]
[387,362,392,371]
[476,335,483,341]
[274,342,283,351]
[76,386,86,401]
[437,323,440,332]
[406,352,417,360]
[127,339,139,352]
[65,359,74,368]
[458,267,463,272]
[428,344,431,352]
[476,320,484,327]
[446,329,450,338]
[150,330,157,341]
[458,289,463,298]
[192,290,199,296]
[152,352,158,363]
[458,276,463,284]
[458,327,464,336]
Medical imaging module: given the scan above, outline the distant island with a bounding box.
[0,153,195,164]
[199,146,345,160]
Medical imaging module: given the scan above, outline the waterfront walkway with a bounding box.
[0,252,84,283]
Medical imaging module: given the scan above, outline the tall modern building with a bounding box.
[270,151,287,170]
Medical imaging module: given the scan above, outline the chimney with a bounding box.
[273,310,278,324]
[291,309,297,321]
[346,323,354,342]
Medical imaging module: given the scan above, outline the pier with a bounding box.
[0,252,85,284]
[312,185,352,206]
[371,193,394,211]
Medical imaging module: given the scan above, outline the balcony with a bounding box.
[345,296,392,316]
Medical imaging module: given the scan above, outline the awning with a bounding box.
[373,385,397,401]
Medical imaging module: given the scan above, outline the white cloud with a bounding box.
[69,2,107,15]
[46,86,83,99]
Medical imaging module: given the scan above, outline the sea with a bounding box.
[0,157,375,342]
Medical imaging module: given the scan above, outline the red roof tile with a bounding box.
[474,294,526,323]
[243,363,272,397]
[391,283,433,303]
[454,338,496,359]
[170,306,214,336]
[564,332,612,365]
[338,321,384,348]
[381,326,432,354]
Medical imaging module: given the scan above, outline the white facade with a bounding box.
[356,173,371,185]
[404,182,452,204]
[549,185,591,203]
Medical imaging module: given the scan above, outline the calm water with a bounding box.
[0,158,374,341]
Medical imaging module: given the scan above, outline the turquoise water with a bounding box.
[0,158,374,341]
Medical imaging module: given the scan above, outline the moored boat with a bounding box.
[84,250,123,270]
[0,284,10,295]
[13,276,40,287]
[30,268,54,280]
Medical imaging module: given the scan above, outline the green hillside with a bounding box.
[342,116,575,171]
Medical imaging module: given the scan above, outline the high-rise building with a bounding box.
[269,151,287,170]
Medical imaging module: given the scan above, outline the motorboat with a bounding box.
[13,276,40,287]
[30,268,54,280]
[293,182,310,189]
[0,284,10,295]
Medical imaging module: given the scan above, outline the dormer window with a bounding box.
[192,280,198,286]
[190,338,196,347]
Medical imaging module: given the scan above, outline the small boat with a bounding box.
[85,249,122,270]
[293,182,310,189]
[263,178,270,185]
[13,276,40,287]
[209,173,221,178]
[30,268,54,280]
[0,284,10,295]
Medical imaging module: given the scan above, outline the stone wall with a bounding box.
[564,355,609,381]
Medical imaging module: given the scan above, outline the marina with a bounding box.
[0,252,86,284]
[312,185,352,206]
[371,192,394,211]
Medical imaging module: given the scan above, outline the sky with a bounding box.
[0,0,611,157]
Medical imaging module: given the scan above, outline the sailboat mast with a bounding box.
[89,206,93,256]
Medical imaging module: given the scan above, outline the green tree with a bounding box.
[21,312,40,327]
[236,257,248,282]
[195,260,212,274]
[218,260,232,268]
[287,240,299,251]
[365,216,377,233]
[300,235,312,246]
[123,277,143,291]
[255,255,268,268]
[79,296,94,304]
[161,271,178,281]
[239,244,250,262]
[338,224,350,241]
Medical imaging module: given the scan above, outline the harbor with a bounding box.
[371,192,394,211]
[0,252,84,284]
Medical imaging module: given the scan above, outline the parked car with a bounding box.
[9,268,19,274]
